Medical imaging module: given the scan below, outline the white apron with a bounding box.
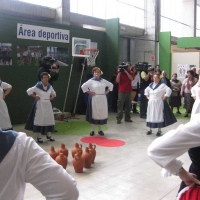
[145,83,172,123]
[0,82,12,130]
[34,99,55,126]
[92,94,107,119]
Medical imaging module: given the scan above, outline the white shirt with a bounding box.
[148,114,200,177]
[131,72,140,89]
[0,82,11,99]
[0,132,79,200]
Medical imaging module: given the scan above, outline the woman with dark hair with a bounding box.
[81,67,113,136]
[26,72,56,143]
[181,70,198,117]
[169,73,182,114]
[0,78,12,130]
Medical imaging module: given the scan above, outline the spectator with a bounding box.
[116,62,135,124]
[160,71,171,88]
[181,70,198,117]
[38,56,59,86]
[169,73,182,114]
[139,67,154,119]
[131,66,140,113]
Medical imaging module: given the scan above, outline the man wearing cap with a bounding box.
[139,67,154,119]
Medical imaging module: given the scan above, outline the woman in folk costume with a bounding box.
[0,78,12,130]
[145,74,176,136]
[81,67,113,136]
[27,72,56,143]
[190,69,200,121]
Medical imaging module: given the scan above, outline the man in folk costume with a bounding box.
[0,129,79,200]
[26,72,56,143]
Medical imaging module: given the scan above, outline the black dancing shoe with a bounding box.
[37,137,43,143]
[90,131,95,136]
[98,131,104,136]
[156,131,162,137]
[146,130,152,135]
[46,135,55,141]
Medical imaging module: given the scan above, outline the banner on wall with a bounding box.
[17,23,69,43]
[177,64,187,78]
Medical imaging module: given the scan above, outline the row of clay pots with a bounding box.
[48,143,96,173]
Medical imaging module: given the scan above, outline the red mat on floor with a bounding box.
[80,136,125,147]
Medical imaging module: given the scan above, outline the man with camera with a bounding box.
[139,66,154,119]
[116,62,135,124]
[38,56,59,86]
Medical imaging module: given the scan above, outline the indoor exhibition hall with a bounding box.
[1,0,200,200]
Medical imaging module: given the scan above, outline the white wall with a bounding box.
[171,52,200,82]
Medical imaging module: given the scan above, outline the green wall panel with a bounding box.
[177,37,200,48]
[0,14,107,124]
[105,18,120,78]
[159,32,171,78]
[105,18,120,106]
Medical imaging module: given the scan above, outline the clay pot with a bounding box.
[55,152,68,169]
[71,143,83,158]
[58,143,68,157]
[48,146,59,160]
[88,143,96,164]
[81,147,93,168]
[72,151,84,173]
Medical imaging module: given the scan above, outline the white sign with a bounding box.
[177,64,187,78]
[17,23,69,43]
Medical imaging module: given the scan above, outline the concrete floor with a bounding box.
[13,112,191,200]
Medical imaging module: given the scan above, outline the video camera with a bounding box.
[135,62,152,72]
[39,56,57,69]
[118,62,128,72]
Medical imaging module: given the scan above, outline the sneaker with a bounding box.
[125,119,133,122]
[90,131,95,136]
[146,130,152,135]
[156,131,162,137]
[176,111,181,114]
[98,131,104,136]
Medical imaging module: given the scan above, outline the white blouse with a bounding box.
[0,82,12,99]
[148,114,200,177]
[0,132,79,200]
